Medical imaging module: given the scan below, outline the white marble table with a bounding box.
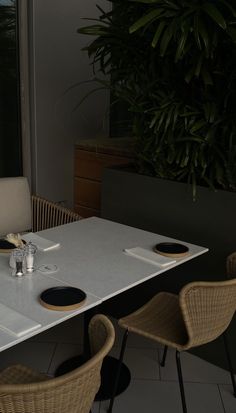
[0,217,208,353]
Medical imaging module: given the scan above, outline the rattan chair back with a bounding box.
[180,279,236,349]
[32,195,82,232]
[0,314,115,413]
[226,252,236,278]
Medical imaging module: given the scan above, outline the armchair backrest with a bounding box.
[226,252,236,278]
[180,279,236,349]
[0,177,31,237]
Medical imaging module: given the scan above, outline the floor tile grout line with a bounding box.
[157,347,162,380]
[7,340,233,386]
[9,341,235,413]
[126,377,234,388]
[24,329,235,411]
[29,338,84,345]
[217,384,227,413]
[46,342,58,375]
[112,344,236,378]
[159,375,234,386]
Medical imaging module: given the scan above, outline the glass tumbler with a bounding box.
[11,248,26,277]
[25,242,37,273]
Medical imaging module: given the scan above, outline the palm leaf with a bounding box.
[227,26,236,42]
[152,21,166,47]
[197,17,209,54]
[129,9,164,34]
[175,27,188,61]
[202,3,227,30]
[160,23,174,56]
[219,0,236,18]
[128,0,163,3]
[193,13,202,50]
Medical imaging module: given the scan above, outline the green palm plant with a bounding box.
[0,2,16,80]
[78,0,236,197]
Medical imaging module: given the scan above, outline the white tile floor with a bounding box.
[0,314,235,413]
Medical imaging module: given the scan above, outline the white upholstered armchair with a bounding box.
[0,177,82,237]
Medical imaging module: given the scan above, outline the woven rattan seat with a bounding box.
[227,252,236,278]
[118,292,189,350]
[0,314,115,413]
[0,364,49,385]
[108,279,236,413]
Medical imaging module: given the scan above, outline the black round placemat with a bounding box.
[0,239,26,253]
[0,239,16,253]
[39,286,87,311]
[154,242,189,257]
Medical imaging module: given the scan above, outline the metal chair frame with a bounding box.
[108,279,236,413]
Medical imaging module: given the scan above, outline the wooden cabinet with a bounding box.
[74,138,134,217]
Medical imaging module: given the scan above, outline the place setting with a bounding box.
[0,233,26,253]
[124,242,190,267]
[39,286,87,311]
[0,232,88,309]
[0,231,88,343]
[0,232,60,276]
[0,232,60,253]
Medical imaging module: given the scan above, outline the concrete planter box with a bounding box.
[102,165,236,279]
[101,165,236,370]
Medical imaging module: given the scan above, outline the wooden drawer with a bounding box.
[74,178,101,209]
[74,204,100,218]
[75,149,131,181]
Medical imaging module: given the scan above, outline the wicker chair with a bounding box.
[31,195,81,232]
[0,314,115,413]
[0,177,82,237]
[108,279,236,413]
[227,252,236,278]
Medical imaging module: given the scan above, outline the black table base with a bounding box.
[55,355,131,401]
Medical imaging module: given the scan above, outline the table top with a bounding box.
[0,217,208,352]
[37,217,208,299]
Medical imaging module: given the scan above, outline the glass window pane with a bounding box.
[0,0,22,177]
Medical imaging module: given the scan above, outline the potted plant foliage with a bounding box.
[78,1,236,368]
[77,0,236,277]
[78,0,236,198]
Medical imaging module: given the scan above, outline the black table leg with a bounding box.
[95,355,131,401]
[55,309,131,401]
[55,354,131,401]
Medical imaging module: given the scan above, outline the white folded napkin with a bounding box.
[22,233,60,251]
[124,247,176,267]
[0,303,41,337]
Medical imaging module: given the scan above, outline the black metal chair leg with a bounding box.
[107,329,129,413]
[223,333,236,397]
[160,345,168,367]
[176,350,187,413]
